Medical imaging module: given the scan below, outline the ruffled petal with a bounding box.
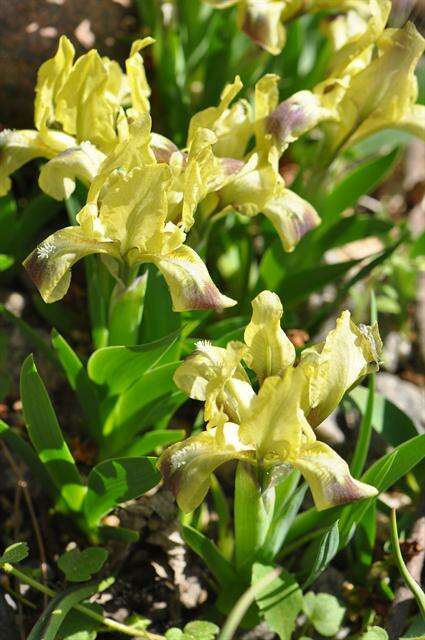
[338,22,425,149]
[23,227,116,303]
[55,49,119,152]
[38,142,105,200]
[174,340,254,427]
[154,245,236,312]
[301,311,382,427]
[125,37,154,115]
[158,422,254,512]
[244,290,295,382]
[181,128,223,231]
[0,129,72,196]
[218,151,278,216]
[292,440,378,511]
[262,185,321,251]
[240,367,315,462]
[34,35,75,132]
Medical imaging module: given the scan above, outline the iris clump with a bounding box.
[159,290,382,512]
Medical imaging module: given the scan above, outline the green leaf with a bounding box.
[350,371,375,478]
[58,547,108,582]
[260,480,306,563]
[139,265,181,343]
[183,621,220,640]
[108,274,147,347]
[277,259,360,307]
[0,420,59,502]
[253,563,303,640]
[320,148,400,223]
[302,592,345,637]
[117,429,185,457]
[166,629,183,640]
[349,387,418,447]
[83,457,160,529]
[359,627,389,640]
[88,331,180,395]
[20,355,86,512]
[0,542,29,564]
[302,521,340,588]
[182,525,238,588]
[234,462,273,577]
[411,230,425,258]
[51,330,101,440]
[101,363,181,454]
[0,254,14,271]
[27,584,97,640]
[57,602,103,640]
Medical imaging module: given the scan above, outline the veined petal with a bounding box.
[238,1,287,55]
[98,163,171,255]
[125,37,154,115]
[55,49,118,151]
[292,440,377,511]
[175,340,254,428]
[240,367,314,461]
[23,227,116,303]
[38,142,105,200]
[326,0,391,77]
[263,184,320,251]
[158,422,254,513]
[244,290,295,382]
[338,22,425,149]
[212,99,253,159]
[218,151,278,216]
[0,129,73,196]
[154,245,236,312]
[301,311,382,427]
[181,127,223,231]
[34,35,75,132]
[266,90,338,154]
[174,339,252,395]
[254,73,280,150]
[89,115,156,201]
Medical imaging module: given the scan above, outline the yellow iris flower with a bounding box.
[23,115,236,312]
[264,9,425,157]
[0,35,153,198]
[159,290,381,512]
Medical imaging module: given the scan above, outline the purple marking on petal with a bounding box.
[267,100,311,143]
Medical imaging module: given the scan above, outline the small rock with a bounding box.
[315,410,345,445]
[376,372,425,431]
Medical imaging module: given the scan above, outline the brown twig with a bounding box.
[0,442,49,606]
[386,489,425,640]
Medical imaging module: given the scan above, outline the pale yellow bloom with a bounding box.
[159,290,381,512]
[263,17,425,159]
[23,116,236,312]
[0,35,152,198]
[188,74,322,251]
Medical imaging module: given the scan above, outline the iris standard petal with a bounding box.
[244,290,295,382]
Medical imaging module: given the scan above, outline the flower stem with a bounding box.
[390,509,425,619]
[1,562,165,640]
